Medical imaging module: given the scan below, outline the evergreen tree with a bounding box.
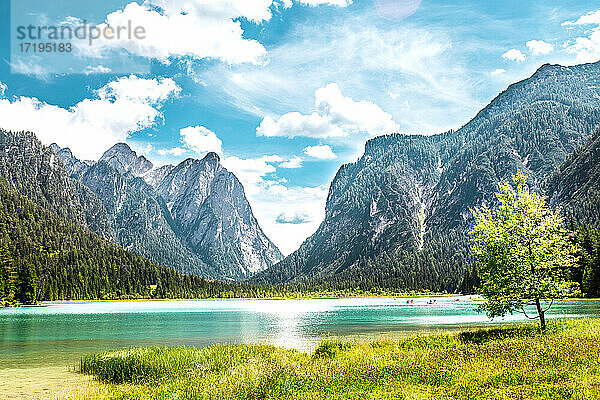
[16,260,38,304]
[578,226,600,297]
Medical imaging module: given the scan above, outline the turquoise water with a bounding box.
[1,297,599,370]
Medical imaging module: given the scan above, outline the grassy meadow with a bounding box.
[75,318,600,400]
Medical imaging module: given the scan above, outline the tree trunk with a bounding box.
[535,298,546,331]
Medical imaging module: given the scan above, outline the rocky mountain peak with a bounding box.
[100,143,153,177]
[202,151,221,163]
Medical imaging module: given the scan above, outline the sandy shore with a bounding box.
[0,366,99,400]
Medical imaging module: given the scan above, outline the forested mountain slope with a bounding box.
[547,127,600,227]
[253,61,600,292]
[0,130,114,239]
[0,183,209,301]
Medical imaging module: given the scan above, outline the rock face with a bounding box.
[253,61,600,292]
[99,143,153,177]
[155,153,283,277]
[53,143,282,279]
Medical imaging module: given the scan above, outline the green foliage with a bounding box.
[546,127,600,228]
[15,260,38,304]
[0,182,249,302]
[576,225,600,297]
[313,339,352,359]
[0,239,16,305]
[471,171,579,327]
[79,318,600,400]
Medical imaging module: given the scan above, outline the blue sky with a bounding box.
[0,0,599,254]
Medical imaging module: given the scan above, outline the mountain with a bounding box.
[547,127,600,227]
[99,143,153,177]
[0,181,211,302]
[0,130,113,240]
[77,156,212,277]
[154,153,283,278]
[253,61,600,291]
[55,143,282,279]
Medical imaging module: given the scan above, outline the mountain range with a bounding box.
[1,132,282,281]
[2,60,600,293]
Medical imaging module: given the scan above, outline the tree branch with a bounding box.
[541,299,554,313]
[520,306,540,320]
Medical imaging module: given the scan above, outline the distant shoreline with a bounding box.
[5,295,600,309]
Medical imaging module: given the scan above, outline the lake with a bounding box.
[1,297,599,398]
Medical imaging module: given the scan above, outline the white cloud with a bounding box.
[0,75,180,160]
[223,155,281,191]
[387,90,401,100]
[298,0,352,6]
[180,126,223,155]
[562,9,600,26]
[157,147,187,156]
[490,68,506,76]
[257,83,399,139]
[199,19,473,136]
[132,142,153,155]
[275,212,311,224]
[255,184,327,255]
[563,10,600,63]
[221,154,327,254]
[279,156,303,168]
[84,65,112,75]
[526,40,553,55]
[502,49,526,62]
[304,144,337,160]
[10,59,49,78]
[99,74,180,103]
[0,82,6,97]
[78,1,271,65]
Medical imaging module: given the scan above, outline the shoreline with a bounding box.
[35,293,467,305]
[3,295,600,309]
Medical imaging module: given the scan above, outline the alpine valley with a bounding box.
[253,61,600,292]
[2,61,600,300]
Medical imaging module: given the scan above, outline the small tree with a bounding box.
[470,171,579,330]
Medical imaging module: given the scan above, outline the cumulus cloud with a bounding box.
[0,75,180,160]
[223,155,282,191]
[84,65,112,75]
[490,68,506,76]
[198,17,473,136]
[256,83,399,139]
[304,144,337,160]
[502,49,526,62]
[255,184,327,254]
[563,10,600,63]
[298,0,352,6]
[279,156,303,168]
[275,212,312,224]
[180,126,223,155]
[157,147,187,156]
[563,9,600,26]
[0,82,6,97]
[526,40,553,55]
[81,0,273,65]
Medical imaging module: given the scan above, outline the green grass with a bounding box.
[79,319,600,400]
